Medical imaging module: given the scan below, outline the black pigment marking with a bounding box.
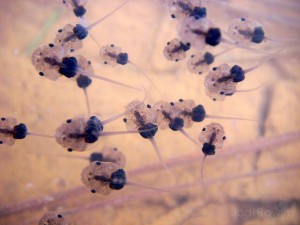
[107,52,118,59]
[171,42,190,54]
[94,175,111,182]
[238,29,254,38]
[43,57,61,67]
[192,29,205,36]
[0,129,12,135]
[71,0,79,7]
[177,1,192,13]
[64,33,77,43]
[134,111,146,127]
[162,111,173,122]
[217,75,234,83]
[208,132,217,145]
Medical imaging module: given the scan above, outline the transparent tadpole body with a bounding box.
[228,18,265,46]
[168,0,205,20]
[81,161,124,195]
[124,100,157,131]
[163,38,191,62]
[153,101,181,130]
[204,64,238,101]
[55,116,103,152]
[173,99,196,128]
[178,17,213,50]
[38,213,67,225]
[101,147,126,168]
[199,122,226,154]
[32,45,65,80]
[54,24,84,53]
[0,117,18,146]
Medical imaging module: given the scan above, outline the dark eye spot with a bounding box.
[68,148,73,152]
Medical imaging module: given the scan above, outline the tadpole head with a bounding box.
[230,65,245,83]
[109,169,126,190]
[202,143,215,155]
[180,42,191,52]
[89,152,104,162]
[84,116,103,143]
[205,28,222,46]
[59,57,78,78]
[73,24,88,40]
[204,52,214,65]
[191,105,206,122]
[169,117,184,131]
[73,6,86,18]
[117,53,128,65]
[76,74,92,89]
[252,27,265,44]
[138,123,158,139]
[13,123,28,139]
[190,7,207,20]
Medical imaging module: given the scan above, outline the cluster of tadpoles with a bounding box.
[164,0,287,101]
[0,0,293,224]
